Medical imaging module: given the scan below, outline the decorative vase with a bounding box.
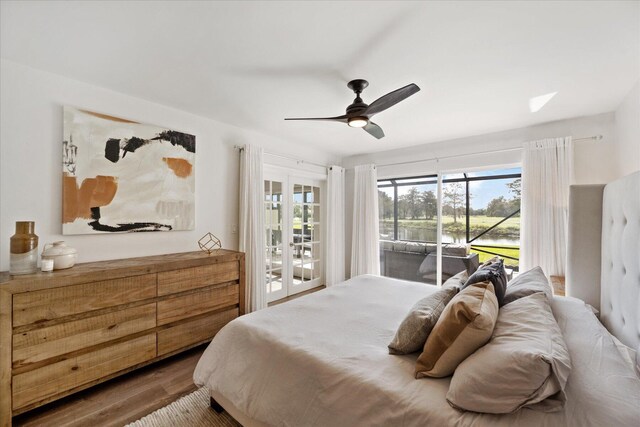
[10,221,39,275]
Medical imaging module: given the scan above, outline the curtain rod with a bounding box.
[234,134,602,170]
[375,135,603,168]
[233,145,329,169]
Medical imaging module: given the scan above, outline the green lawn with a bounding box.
[471,246,520,267]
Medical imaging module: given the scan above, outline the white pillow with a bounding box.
[502,266,553,305]
[446,292,571,414]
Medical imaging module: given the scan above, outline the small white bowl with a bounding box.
[42,241,78,270]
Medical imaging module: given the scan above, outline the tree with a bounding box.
[486,196,509,217]
[405,187,421,219]
[420,190,437,220]
[443,183,465,223]
[507,178,521,198]
[508,197,521,215]
[398,194,409,219]
[506,178,521,216]
[378,190,393,219]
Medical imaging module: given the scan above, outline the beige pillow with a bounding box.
[503,266,553,305]
[415,281,498,378]
[447,292,572,414]
[442,269,468,291]
[388,287,458,355]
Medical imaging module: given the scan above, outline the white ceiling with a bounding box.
[1,1,638,157]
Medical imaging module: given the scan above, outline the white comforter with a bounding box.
[194,275,640,426]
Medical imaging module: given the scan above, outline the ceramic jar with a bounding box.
[42,241,77,270]
[10,221,39,275]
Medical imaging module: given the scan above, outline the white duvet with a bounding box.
[194,275,640,426]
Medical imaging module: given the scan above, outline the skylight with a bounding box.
[529,92,557,113]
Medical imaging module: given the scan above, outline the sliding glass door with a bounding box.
[377,167,522,286]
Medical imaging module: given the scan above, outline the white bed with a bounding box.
[194,172,640,426]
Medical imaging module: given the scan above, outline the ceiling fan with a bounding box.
[285,79,420,139]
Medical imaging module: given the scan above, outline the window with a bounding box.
[442,168,521,271]
[378,168,521,284]
[378,175,438,242]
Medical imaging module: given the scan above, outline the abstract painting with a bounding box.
[62,107,195,234]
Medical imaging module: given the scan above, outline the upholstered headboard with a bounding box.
[599,171,640,350]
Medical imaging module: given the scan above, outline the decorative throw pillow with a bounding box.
[446,292,572,414]
[388,287,458,355]
[480,256,500,268]
[442,269,468,291]
[462,259,508,306]
[503,266,553,305]
[415,281,499,378]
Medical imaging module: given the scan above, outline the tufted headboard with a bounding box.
[599,171,640,351]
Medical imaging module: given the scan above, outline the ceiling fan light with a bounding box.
[348,116,368,128]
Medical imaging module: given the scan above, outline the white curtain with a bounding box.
[239,144,266,312]
[326,166,345,286]
[520,137,573,276]
[350,164,381,277]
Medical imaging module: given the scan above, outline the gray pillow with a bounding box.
[462,259,508,306]
[503,266,552,305]
[447,292,571,414]
[442,269,468,291]
[388,287,458,355]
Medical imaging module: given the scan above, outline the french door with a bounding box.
[265,173,323,302]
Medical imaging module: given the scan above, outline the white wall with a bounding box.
[341,112,617,275]
[343,112,616,183]
[0,60,337,271]
[614,81,640,177]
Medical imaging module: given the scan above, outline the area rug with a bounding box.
[126,387,241,427]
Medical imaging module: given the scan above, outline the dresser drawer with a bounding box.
[13,274,157,327]
[13,303,156,369]
[158,308,238,355]
[157,283,239,325]
[12,333,156,410]
[157,261,239,295]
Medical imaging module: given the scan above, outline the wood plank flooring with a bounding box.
[13,345,206,427]
[550,275,566,296]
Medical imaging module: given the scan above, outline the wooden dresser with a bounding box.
[0,250,245,426]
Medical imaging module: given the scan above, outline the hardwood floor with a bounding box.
[13,344,206,427]
[550,275,566,296]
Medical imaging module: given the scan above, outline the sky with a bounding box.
[390,167,521,209]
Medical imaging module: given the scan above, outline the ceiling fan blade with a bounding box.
[363,83,420,117]
[363,122,385,139]
[284,115,348,123]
